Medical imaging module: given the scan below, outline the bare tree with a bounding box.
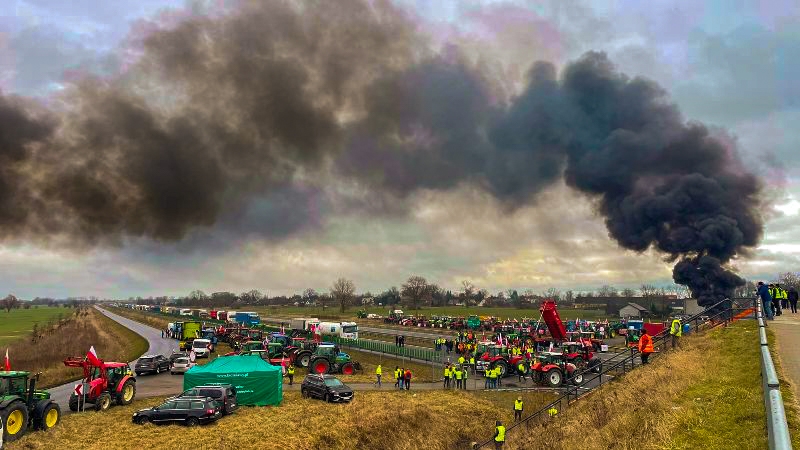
[639,284,658,298]
[543,288,561,301]
[239,289,264,304]
[461,280,475,305]
[563,290,575,303]
[302,288,318,302]
[2,294,19,313]
[621,288,636,298]
[189,290,208,301]
[402,276,431,311]
[331,278,356,312]
[597,285,618,297]
[778,273,800,291]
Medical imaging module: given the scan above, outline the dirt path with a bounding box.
[769,312,800,401]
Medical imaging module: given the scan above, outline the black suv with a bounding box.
[301,374,354,403]
[135,355,170,375]
[132,397,221,426]
[175,385,238,415]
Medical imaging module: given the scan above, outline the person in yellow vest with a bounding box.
[461,364,468,390]
[495,366,502,388]
[394,366,402,389]
[548,406,558,418]
[443,364,451,389]
[494,420,506,449]
[514,396,524,421]
[484,366,491,389]
[489,366,498,389]
[375,364,382,387]
[455,365,463,389]
[287,364,295,385]
[669,318,682,348]
[469,355,476,374]
[517,361,527,383]
[458,355,465,365]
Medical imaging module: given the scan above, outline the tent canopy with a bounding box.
[184,354,282,406]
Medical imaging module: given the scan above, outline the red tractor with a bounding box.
[530,352,583,387]
[63,357,136,412]
[476,343,525,377]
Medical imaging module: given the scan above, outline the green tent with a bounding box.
[184,354,283,406]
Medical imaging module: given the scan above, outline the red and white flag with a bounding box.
[86,346,102,366]
[4,348,10,371]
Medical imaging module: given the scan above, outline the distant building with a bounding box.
[683,298,703,316]
[619,302,650,319]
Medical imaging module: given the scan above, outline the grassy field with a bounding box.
[9,390,554,450]
[0,306,74,346]
[7,307,148,388]
[108,306,171,330]
[253,305,608,321]
[507,320,766,449]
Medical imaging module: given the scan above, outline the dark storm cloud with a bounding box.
[0,2,764,304]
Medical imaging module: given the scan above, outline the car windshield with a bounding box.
[175,358,188,364]
[139,358,153,363]
[342,325,358,333]
[323,378,344,387]
[193,341,207,348]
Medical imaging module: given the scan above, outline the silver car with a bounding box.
[170,357,195,375]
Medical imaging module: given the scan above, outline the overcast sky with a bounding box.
[0,0,798,299]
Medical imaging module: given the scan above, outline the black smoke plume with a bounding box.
[0,1,763,305]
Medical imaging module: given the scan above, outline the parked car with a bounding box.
[169,351,190,363]
[301,374,353,403]
[135,355,170,375]
[170,357,195,375]
[191,339,212,358]
[132,397,221,426]
[174,384,238,415]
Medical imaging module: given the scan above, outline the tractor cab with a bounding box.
[240,341,265,352]
[0,371,59,442]
[0,372,29,397]
[266,342,287,358]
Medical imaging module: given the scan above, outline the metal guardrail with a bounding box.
[329,336,441,362]
[756,300,793,449]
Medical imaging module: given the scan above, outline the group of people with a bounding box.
[442,363,469,389]
[392,366,412,389]
[757,282,799,320]
[394,335,406,347]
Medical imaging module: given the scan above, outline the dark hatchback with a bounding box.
[174,385,238,415]
[301,374,354,403]
[132,397,221,426]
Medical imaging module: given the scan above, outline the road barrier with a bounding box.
[327,336,441,362]
[757,301,793,449]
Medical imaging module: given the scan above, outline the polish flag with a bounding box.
[86,346,102,366]
[4,348,10,371]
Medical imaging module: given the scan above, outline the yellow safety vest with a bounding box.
[376,365,382,375]
[548,407,558,417]
[514,400,523,411]
[470,357,475,365]
[458,356,465,364]
[670,320,682,337]
[396,369,402,378]
[518,363,526,373]
[455,370,462,380]
[495,426,506,442]
[287,367,295,375]
[489,369,496,379]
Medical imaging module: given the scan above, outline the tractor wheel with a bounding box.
[35,401,61,431]
[324,393,331,403]
[571,371,584,386]
[546,369,562,387]
[2,401,29,442]
[296,352,312,368]
[340,362,355,375]
[68,394,80,412]
[95,393,112,412]
[155,366,161,375]
[116,380,136,405]
[312,358,330,374]
[185,417,200,427]
[493,360,509,378]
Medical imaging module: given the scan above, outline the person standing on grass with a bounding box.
[638,328,654,364]
[287,364,295,385]
[404,368,411,390]
[789,287,799,314]
[455,365,463,389]
[494,420,506,449]
[394,366,401,389]
[443,364,450,389]
[669,318,682,348]
[514,396,523,422]
[758,281,774,320]
[375,364,382,387]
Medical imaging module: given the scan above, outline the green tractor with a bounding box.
[1,371,61,442]
[309,344,359,375]
[356,309,368,319]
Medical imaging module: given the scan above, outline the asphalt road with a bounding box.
[47,306,184,413]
